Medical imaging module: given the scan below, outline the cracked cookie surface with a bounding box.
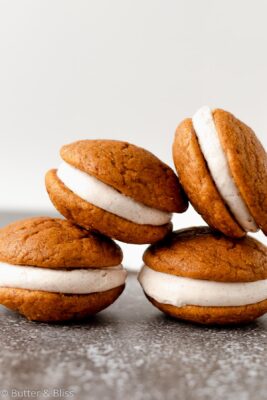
[143,227,267,282]
[0,217,122,268]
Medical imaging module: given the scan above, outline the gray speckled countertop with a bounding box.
[0,213,267,400]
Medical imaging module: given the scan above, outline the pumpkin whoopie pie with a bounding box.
[138,227,267,325]
[0,217,127,322]
[45,140,188,244]
[173,106,267,238]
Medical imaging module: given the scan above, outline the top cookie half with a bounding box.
[46,140,188,244]
[0,217,122,268]
[173,106,267,238]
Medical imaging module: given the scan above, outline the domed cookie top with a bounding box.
[173,106,267,237]
[0,217,122,268]
[143,226,267,282]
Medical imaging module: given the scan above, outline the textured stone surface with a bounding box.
[0,213,266,400]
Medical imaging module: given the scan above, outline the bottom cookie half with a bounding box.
[146,294,267,325]
[0,285,125,322]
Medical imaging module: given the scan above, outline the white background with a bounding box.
[0,0,266,268]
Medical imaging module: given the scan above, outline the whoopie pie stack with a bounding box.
[0,105,266,326]
[0,140,187,322]
[139,106,267,325]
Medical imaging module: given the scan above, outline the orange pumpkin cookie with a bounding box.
[46,140,188,244]
[139,227,267,325]
[173,106,267,238]
[0,217,126,322]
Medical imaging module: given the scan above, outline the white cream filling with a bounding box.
[57,161,171,226]
[0,262,127,294]
[138,265,267,307]
[192,106,258,232]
